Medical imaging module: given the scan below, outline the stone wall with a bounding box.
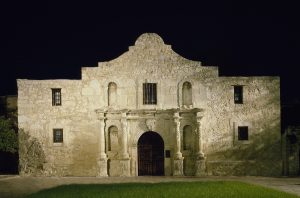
[204,77,281,176]
[18,80,99,176]
[17,33,281,176]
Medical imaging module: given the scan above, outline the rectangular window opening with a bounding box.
[53,129,63,143]
[143,83,157,105]
[234,85,243,104]
[238,126,248,141]
[52,88,61,106]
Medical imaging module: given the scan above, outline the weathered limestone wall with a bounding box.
[18,80,99,176]
[203,77,281,176]
[17,33,281,176]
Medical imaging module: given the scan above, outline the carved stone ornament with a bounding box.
[146,119,156,131]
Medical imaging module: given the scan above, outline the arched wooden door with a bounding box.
[138,131,164,176]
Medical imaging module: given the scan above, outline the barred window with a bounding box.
[52,88,61,106]
[238,126,248,140]
[53,129,63,143]
[234,86,243,104]
[143,83,157,105]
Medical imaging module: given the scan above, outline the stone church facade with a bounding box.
[17,33,281,176]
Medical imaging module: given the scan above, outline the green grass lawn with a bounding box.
[26,181,299,198]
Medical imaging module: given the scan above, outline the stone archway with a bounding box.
[138,131,164,176]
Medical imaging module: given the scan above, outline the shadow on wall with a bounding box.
[206,122,281,176]
[19,129,46,176]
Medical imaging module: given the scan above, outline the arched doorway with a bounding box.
[138,131,164,176]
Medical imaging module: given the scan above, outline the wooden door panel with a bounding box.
[138,132,164,176]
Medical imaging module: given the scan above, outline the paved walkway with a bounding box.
[0,175,300,198]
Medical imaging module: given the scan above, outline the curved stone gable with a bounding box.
[134,33,165,47]
[82,33,218,80]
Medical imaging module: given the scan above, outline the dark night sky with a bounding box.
[1,2,300,103]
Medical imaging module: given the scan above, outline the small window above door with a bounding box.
[143,83,157,105]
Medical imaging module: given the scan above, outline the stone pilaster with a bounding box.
[120,111,130,176]
[195,111,206,176]
[120,112,130,159]
[96,112,108,177]
[173,111,184,176]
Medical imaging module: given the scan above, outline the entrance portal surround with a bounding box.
[95,108,205,177]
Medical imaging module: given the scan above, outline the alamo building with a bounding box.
[17,33,281,177]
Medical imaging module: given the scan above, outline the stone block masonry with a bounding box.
[17,33,281,176]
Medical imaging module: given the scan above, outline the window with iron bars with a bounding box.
[52,88,61,106]
[143,83,157,105]
[53,129,63,143]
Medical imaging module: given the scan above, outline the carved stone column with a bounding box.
[96,112,108,177]
[195,111,206,176]
[173,111,184,176]
[120,111,130,176]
